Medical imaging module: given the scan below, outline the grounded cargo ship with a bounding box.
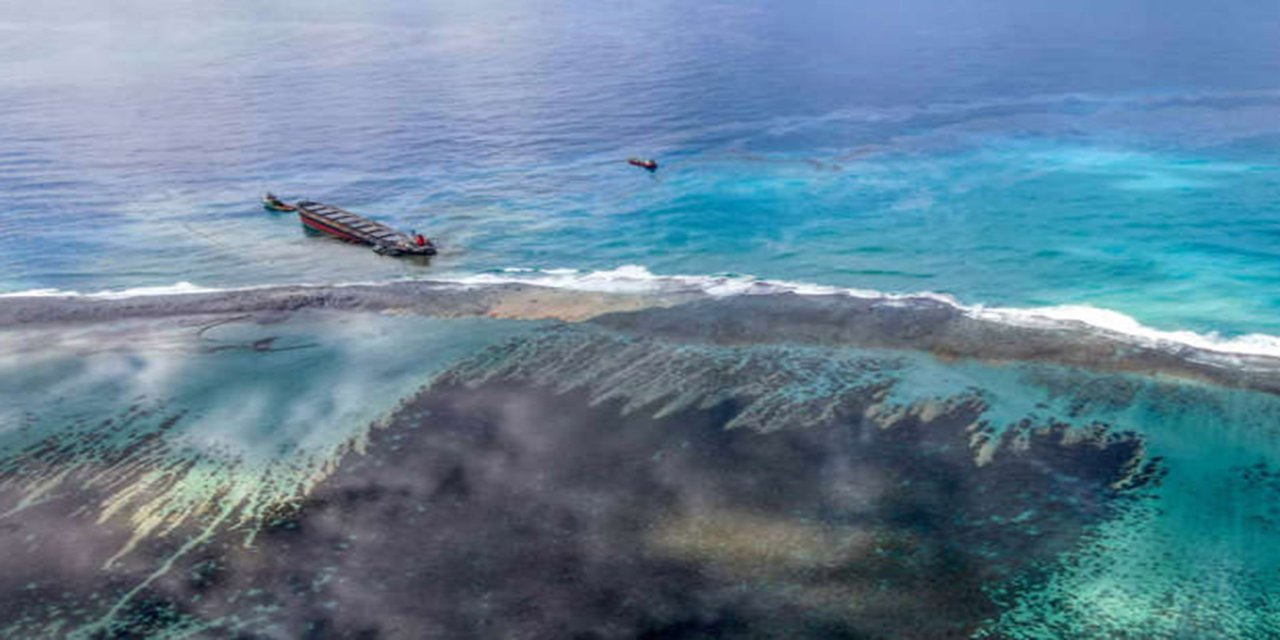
[293,200,436,257]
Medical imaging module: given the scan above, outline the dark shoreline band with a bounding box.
[2,282,1278,396]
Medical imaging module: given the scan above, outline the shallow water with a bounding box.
[1,300,1279,637]
[4,1,1280,637]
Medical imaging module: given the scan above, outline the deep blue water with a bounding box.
[5,3,1280,637]
[3,0,1280,335]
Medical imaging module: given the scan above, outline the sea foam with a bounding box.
[448,265,1280,361]
[3,265,1279,362]
[0,281,224,300]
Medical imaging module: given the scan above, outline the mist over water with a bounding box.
[3,0,1280,637]
[2,302,1280,637]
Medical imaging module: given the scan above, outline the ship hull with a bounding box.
[294,200,436,256]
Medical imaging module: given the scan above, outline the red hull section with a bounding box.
[299,212,361,243]
[293,200,436,256]
[628,158,658,172]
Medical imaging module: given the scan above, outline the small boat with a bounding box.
[295,200,437,257]
[262,193,297,212]
[628,157,659,172]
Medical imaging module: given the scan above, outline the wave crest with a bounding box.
[452,265,1280,361]
[3,265,1280,389]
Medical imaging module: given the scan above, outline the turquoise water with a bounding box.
[7,308,1279,637]
[5,1,1280,637]
[3,1,1280,336]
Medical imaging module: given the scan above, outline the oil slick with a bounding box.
[0,312,539,637]
[0,295,1277,636]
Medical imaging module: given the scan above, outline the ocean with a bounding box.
[2,0,1280,637]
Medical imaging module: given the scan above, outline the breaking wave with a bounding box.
[453,266,1280,361]
[2,269,1280,637]
[3,264,1280,364]
[0,281,228,300]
